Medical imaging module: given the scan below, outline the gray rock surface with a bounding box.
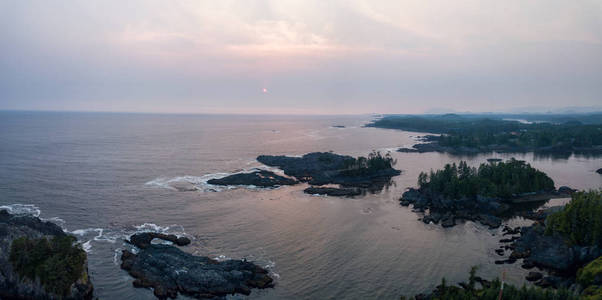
[121,233,273,299]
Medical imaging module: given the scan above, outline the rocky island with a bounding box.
[121,232,273,299]
[208,170,298,187]
[0,209,94,299]
[257,151,400,195]
[368,114,602,156]
[400,159,570,228]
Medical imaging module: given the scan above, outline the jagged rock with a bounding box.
[526,272,543,282]
[0,209,93,300]
[129,232,191,249]
[304,187,361,197]
[521,260,536,269]
[441,214,455,228]
[208,170,297,187]
[121,234,273,299]
[478,214,502,229]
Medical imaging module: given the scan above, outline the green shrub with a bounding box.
[578,256,602,287]
[545,190,602,247]
[9,235,86,296]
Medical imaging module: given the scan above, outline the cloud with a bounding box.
[0,0,601,113]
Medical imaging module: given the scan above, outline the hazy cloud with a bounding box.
[1,0,601,113]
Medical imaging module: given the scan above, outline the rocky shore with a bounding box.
[208,170,298,187]
[400,187,573,229]
[398,135,602,156]
[121,232,273,299]
[304,186,362,196]
[0,209,93,299]
[257,152,400,194]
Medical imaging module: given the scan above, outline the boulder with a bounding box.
[526,272,543,282]
[121,234,273,299]
[129,232,191,249]
[304,186,361,197]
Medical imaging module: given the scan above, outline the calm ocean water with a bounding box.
[1,111,601,299]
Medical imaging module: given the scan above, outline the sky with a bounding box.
[1,0,601,114]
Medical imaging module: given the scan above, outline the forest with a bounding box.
[369,114,602,153]
[417,159,555,200]
[545,190,602,248]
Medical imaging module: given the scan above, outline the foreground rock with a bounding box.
[121,233,273,299]
[512,225,602,274]
[0,209,93,299]
[257,152,400,190]
[597,168,602,175]
[207,170,297,187]
[304,186,361,197]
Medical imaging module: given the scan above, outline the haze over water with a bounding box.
[1,111,600,299]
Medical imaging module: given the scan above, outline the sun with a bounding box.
[262,88,268,93]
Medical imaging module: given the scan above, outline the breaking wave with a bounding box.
[144,165,290,192]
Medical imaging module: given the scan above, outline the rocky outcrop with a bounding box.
[121,233,273,299]
[128,232,191,249]
[207,170,297,187]
[0,209,93,299]
[304,187,361,197]
[597,168,602,175]
[400,186,571,228]
[257,152,400,189]
[511,225,602,274]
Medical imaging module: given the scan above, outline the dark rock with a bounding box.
[441,215,455,228]
[478,214,501,229]
[129,232,191,249]
[208,170,297,187]
[120,238,273,299]
[557,186,576,195]
[257,152,400,189]
[521,260,536,269]
[597,168,602,175]
[526,272,543,282]
[0,209,93,300]
[503,226,521,235]
[304,186,361,197]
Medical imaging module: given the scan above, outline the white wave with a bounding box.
[42,216,66,228]
[113,249,121,265]
[145,165,292,193]
[214,254,231,262]
[0,204,41,217]
[82,240,92,253]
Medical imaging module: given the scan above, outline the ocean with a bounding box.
[1,111,600,299]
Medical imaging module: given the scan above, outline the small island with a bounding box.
[121,232,273,299]
[368,114,602,156]
[207,170,298,187]
[0,209,94,299]
[257,151,401,195]
[400,159,569,228]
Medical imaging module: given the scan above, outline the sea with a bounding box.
[1,111,600,299]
